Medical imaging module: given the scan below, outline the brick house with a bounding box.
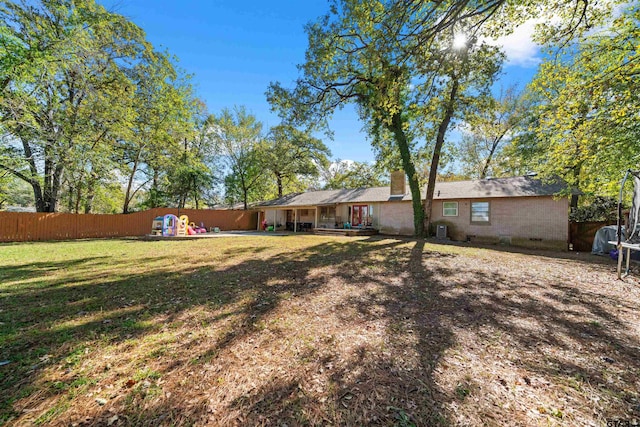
[256,174,569,250]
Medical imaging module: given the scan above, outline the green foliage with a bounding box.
[88,182,124,214]
[222,167,271,208]
[166,155,214,209]
[569,196,619,222]
[268,0,602,235]
[0,0,207,214]
[0,172,32,209]
[119,51,201,213]
[0,0,625,214]
[210,106,265,209]
[0,0,151,212]
[456,86,527,179]
[261,124,331,198]
[320,160,388,190]
[507,4,640,206]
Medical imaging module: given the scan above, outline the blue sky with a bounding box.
[100,1,541,163]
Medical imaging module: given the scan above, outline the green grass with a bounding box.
[1,235,390,423]
[0,235,638,426]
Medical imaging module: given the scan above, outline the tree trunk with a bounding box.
[193,176,200,209]
[123,152,141,214]
[84,172,97,214]
[49,164,63,212]
[568,111,587,213]
[480,133,506,179]
[66,182,75,213]
[12,136,45,211]
[276,173,283,198]
[40,161,63,212]
[424,76,460,236]
[74,181,83,214]
[239,172,249,210]
[84,192,95,214]
[390,112,424,236]
[43,145,54,212]
[242,192,248,210]
[570,164,581,212]
[32,182,45,212]
[149,170,160,208]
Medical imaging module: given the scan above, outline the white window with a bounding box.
[443,201,458,217]
[471,201,490,223]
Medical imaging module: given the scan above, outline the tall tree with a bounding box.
[261,125,330,198]
[320,160,388,190]
[420,33,503,234]
[268,0,613,235]
[167,148,213,209]
[268,1,505,235]
[507,4,640,210]
[0,0,150,212]
[119,53,196,213]
[457,86,526,179]
[211,107,264,210]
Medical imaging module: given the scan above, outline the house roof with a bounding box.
[257,176,566,208]
[433,176,566,199]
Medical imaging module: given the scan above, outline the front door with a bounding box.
[352,205,369,226]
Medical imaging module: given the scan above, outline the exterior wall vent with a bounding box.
[499,235,512,245]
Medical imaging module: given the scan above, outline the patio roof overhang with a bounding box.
[260,205,324,210]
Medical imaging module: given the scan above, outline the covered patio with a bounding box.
[258,203,378,235]
[258,206,324,232]
[256,187,382,234]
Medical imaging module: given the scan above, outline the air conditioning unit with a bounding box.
[436,224,447,240]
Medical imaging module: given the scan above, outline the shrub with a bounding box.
[570,197,619,222]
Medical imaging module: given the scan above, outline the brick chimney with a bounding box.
[390,170,406,196]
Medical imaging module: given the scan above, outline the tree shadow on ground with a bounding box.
[0,257,111,285]
[1,236,638,426]
[213,239,640,426]
[1,238,405,423]
[420,236,617,266]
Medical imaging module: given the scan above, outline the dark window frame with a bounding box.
[470,201,490,225]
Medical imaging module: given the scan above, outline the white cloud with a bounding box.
[486,19,542,68]
[482,0,628,68]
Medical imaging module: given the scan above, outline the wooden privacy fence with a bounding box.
[569,220,615,252]
[0,208,257,243]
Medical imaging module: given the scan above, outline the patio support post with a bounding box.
[273,209,276,232]
[294,209,297,233]
[315,207,318,230]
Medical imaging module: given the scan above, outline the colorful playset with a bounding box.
[151,214,209,237]
[151,214,179,236]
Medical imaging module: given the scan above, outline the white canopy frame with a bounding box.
[613,170,640,279]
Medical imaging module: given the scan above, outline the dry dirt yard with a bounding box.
[0,235,639,426]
